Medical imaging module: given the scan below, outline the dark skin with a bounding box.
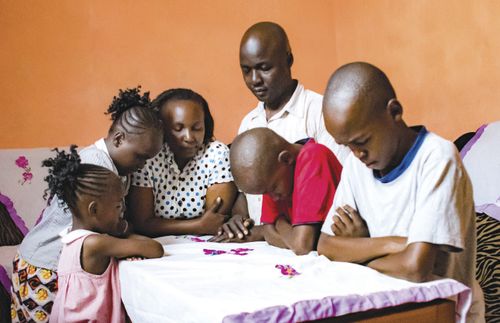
[105,128,163,177]
[127,99,237,237]
[100,126,163,237]
[217,22,299,240]
[239,22,297,120]
[317,62,439,282]
[213,128,320,255]
[72,176,163,275]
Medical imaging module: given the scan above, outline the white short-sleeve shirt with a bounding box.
[321,128,482,320]
[238,83,350,223]
[131,140,233,219]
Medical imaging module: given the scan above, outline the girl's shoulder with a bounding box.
[61,228,98,245]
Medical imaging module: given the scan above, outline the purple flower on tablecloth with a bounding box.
[275,264,300,277]
[229,248,254,256]
[203,249,227,256]
[190,237,206,242]
[15,156,29,169]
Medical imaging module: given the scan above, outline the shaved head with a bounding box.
[323,62,415,176]
[323,62,396,138]
[230,128,292,193]
[240,22,291,59]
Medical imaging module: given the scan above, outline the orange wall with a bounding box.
[0,0,336,148]
[333,0,500,139]
[1,0,499,148]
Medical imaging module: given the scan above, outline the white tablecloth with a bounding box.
[120,236,471,323]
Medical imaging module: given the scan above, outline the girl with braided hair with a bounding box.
[11,87,163,323]
[43,147,162,323]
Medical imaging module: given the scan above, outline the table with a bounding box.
[120,236,471,323]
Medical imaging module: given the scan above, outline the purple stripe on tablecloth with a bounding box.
[0,265,12,294]
[0,193,29,235]
[460,124,487,159]
[477,203,500,222]
[223,280,470,323]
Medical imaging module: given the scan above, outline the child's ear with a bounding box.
[387,99,403,121]
[112,131,125,148]
[88,201,99,217]
[278,150,295,166]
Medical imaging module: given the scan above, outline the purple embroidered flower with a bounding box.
[15,156,29,169]
[275,264,300,277]
[203,249,227,256]
[229,248,254,256]
[22,172,33,183]
[190,237,206,242]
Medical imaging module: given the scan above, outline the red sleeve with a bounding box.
[291,144,342,225]
[261,194,281,224]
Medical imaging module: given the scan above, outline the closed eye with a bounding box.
[352,137,370,146]
[258,64,271,71]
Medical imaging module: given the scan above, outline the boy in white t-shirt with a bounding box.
[318,62,484,322]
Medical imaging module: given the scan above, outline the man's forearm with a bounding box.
[367,242,438,282]
[275,218,320,255]
[317,234,407,263]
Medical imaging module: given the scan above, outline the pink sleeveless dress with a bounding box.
[50,229,124,323]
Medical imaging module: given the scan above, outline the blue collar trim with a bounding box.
[374,126,428,183]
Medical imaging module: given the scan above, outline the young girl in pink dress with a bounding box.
[45,146,164,323]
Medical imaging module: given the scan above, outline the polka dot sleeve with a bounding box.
[206,141,233,186]
[131,159,154,188]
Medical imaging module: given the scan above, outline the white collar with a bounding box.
[94,138,110,156]
[249,83,305,121]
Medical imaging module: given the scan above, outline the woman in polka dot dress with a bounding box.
[127,88,238,236]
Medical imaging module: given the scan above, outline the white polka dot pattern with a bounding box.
[131,140,233,219]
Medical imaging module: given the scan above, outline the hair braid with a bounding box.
[42,145,117,212]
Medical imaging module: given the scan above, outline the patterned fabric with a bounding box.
[10,253,57,323]
[476,213,500,323]
[132,140,233,219]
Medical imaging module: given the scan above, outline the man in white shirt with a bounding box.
[213,22,349,242]
[318,62,484,323]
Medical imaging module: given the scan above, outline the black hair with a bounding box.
[42,145,116,213]
[151,88,215,144]
[105,86,163,135]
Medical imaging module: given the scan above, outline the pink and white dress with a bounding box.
[50,229,124,323]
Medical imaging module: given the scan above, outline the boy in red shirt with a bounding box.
[226,127,342,255]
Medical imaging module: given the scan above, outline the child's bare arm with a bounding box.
[85,234,164,261]
[366,242,439,282]
[81,234,163,275]
[317,233,407,263]
[275,217,321,255]
[263,224,288,249]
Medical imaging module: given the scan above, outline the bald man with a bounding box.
[228,128,341,254]
[318,62,484,322]
[232,21,349,233]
